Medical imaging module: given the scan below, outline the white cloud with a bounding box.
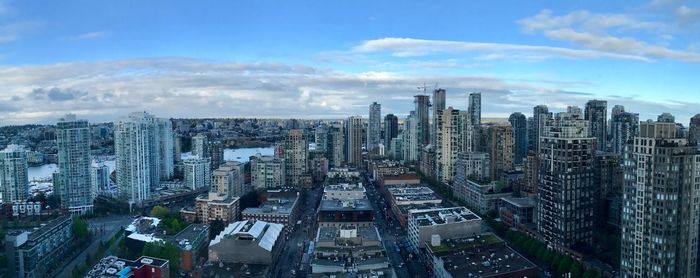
[518,8,700,63]
[72,31,110,40]
[353,37,649,61]
[0,57,696,125]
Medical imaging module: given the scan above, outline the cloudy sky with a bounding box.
[0,0,699,125]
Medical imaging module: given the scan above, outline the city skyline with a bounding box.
[0,1,699,125]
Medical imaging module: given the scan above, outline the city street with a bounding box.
[363,174,428,278]
[56,215,133,278]
[277,186,323,277]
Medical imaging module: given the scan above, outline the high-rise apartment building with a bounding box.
[431,88,446,146]
[250,155,286,189]
[315,125,328,154]
[327,123,345,167]
[688,113,700,146]
[620,121,700,277]
[56,114,94,213]
[508,112,527,165]
[209,140,224,170]
[404,112,419,161]
[114,112,161,205]
[211,161,244,197]
[610,108,639,157]
[436,107,464,183]
[585,100,608,151]
[414,95,430,146]
[192,133,209,159]
[529,105,550,152]
[346,116,363,166]
[284,129,308,187]
[184,157,211,190]
[657,112,675,123]
[156,119,174,180]
[454,152,491,182]
[91,164,110,198]
[488,124,514,180]
[384,114,399,152]
[367,102,382,154]
[538,108,596,248]
[0,145,29,204]
[468,93,481,128]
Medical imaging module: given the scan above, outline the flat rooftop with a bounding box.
[316,225,381,243]
[242,197,297,215]
[410,207,481,227]
[398,203,446,215]
[501,196,536,208]
[324,183,365,192]
[319,199,373,211]
[202,262,270,277]
[427,234,537,278]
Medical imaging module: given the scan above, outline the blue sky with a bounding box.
[0,0,699,125]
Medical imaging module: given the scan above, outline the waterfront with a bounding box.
[28,147,274,181]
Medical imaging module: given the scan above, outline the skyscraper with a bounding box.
[468,93,481,127]
[585,99,608,151]
[346,116,363,166]
[157,118,174,180]
[436,107,464,183]
[209,140,224,170]
[327,123,345,168]
[508,112,527,165]
[610,107,639,156]
[284,129,308,187]
[384,114,399,151]
[211,161,244,197]
[56,114,93,213]
[91,164,110,198]
[192,133,209,158]
[414,95,431,147]
[529,105,550,152]
[315,125,328,154]
[367,102,381,154]
[538,108,596,248]
[114,112,161,206]
[688,113,700,146]
[431,88,446,146]
[488,124,514,180]
[184,156,211,190]
[621,120,700,277]
[0,145,29,204]
[657,112,675,123]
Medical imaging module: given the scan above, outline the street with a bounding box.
[276,186,323,277]
[56,215,133,278]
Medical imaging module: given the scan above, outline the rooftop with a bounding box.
[316,225,382,245]
[500,196,536,208]
[86,255,168,278]
[427,234,537,278]
[174,224,208,251]
[381,173,420,181]
[210,219,283,251]
[242,196,297,215]
[202,262,270,277]
[319,199,373,212]
[410,207,481,227]
[324,183,366,192]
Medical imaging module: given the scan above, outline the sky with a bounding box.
[0,0,699,125]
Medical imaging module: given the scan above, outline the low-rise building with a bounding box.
[317,199,374,227]
[454,179,512,214]
[174,224,209,274]
[407,207,482,251]
[498,196,536,229]
[4,215,73,278]
[323,183,366,201]
[370,160,409,181]
[310,225,392,277]
[242,193,300,233]
[385,186,442,228]
[377,172,421,188]
[208,220,285,274]
[85,255,170,278]
[195,192,241,224]
[424,233,538,278]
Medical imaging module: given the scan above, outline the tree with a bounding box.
[73,216,89,240]
[557,257,573,275]
[569,262,583,278]
[209,219,225,240]
[142,241,180,273]
[150,205,170,219]
[551,254,562,270]
[582,269,598,278]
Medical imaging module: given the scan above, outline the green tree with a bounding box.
[73,216,89,239]
[150,205,170,219]
[557,257,573,275]
[570,262,583,278]
[142,241,180,273]
[551,254,563,270]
